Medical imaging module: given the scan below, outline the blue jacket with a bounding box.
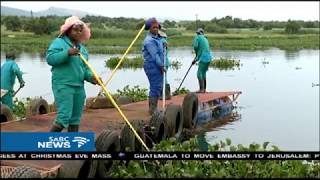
[142,32,164,69]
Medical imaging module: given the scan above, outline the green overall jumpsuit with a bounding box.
[1,59,25,109]
[192,34,212,80]
[46,35,94,128]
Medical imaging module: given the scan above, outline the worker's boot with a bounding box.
[148,97,158,115]
[68,125,79,132]
[50,123,64,132]
[204,78,207,93]
[196,79,205,93]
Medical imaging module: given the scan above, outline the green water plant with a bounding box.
[111,137,320,178]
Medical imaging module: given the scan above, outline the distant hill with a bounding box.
[1,6,98,17]
[1,6,31,16]
[35,7,96,17]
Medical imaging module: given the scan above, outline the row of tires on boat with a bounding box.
[0,93,200,178]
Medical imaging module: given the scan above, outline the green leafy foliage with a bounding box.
[91,28,138,39]
[172,87,190,96]
[115,85,148,102]
[210,57,241,70]
[12,97,31,118]
[263,24,273,31]
[1,15,319,53]
[111,138,320,178]
[285,20,301,34]
[3,16,22,31]
[105,56,182,70]
[105,56,144,69]
[205,23,227,33]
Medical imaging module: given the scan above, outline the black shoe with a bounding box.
[68,125,79,132]
[50,123,64,132]
[196,79,205,93]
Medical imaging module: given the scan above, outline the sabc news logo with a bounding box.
[38,136,90,149]
[72,136,91,148]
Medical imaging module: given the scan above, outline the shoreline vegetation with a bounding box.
[1,29,319,54]
[1,15,319,54]
[105,56,241,70]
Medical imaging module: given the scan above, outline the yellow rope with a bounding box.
[79,53,150,151]
[93,24,145,103]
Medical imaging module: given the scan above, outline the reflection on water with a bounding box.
[285,50,300,61]
[193,112,241,151]
[182,111,241,143]
[202,111,242,131]
[1,48,319,151]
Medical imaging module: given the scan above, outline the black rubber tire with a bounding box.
[149,111,168,143]
[0,104,15,123]
[26,98,49,117]
[8,166,41,178]
[182,92,199,128]
[95,130,120,178]
[49,101,56,112]
[78,159,97,178]
[86,96,114,109]
[120,119,146,152]
[117,96,133,105]
[165,104,183,140]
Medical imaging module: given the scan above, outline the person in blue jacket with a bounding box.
[1,52,25,109]
[192,28,213,93]
[46,16,100,132]
[142,17,165,115]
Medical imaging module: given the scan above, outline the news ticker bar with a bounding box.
[1,152,319,160]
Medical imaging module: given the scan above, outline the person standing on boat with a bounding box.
[192,28,213,93]
[46,16,100,132]
[142,17,165,115]
[1,52,25,109]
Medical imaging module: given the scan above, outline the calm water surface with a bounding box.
[1,48,318,151]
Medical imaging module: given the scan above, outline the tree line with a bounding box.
[1,15,319,35]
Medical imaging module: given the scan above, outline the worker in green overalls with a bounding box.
[46,16,100,132]
[1,52,25,109]
[192,28,213,93]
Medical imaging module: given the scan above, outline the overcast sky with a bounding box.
[2,1,319,21]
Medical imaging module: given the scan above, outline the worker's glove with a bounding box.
[164,65,169,71]
[68,47,80,56]
[92,76,102,85]
[160,66,166,74]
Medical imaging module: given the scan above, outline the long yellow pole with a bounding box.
[92,24,145,102]
[79,53,150,152]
